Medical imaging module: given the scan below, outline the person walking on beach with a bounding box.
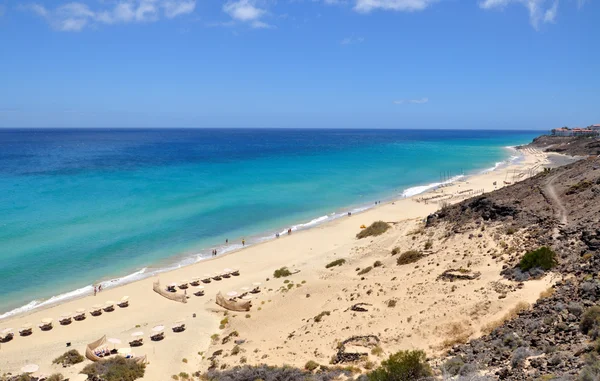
[98,284,102,293]
[226,238,228,244]
[94,286,97,296]
[242,239,245,246]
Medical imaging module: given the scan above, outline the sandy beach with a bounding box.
[0,148,568,380]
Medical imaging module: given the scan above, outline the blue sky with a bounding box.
[0,0,598,129]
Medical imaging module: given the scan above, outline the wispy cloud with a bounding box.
[222,0,273,28]
[393,98,429,104]
[354,0,437,13]
[20,0,196,31]
[479,0,566,29]
[341,36,365,45]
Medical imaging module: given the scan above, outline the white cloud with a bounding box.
[354,0,437,13]
[543,0,558,22]
[223,0,265,21]
[21,0,196,31]
[479,0,564,29]
[163,1,196,18]
[222,0,273,28]
[341,36,365,45]
[393,98,429,104]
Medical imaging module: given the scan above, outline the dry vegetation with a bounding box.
[481,301,530,335]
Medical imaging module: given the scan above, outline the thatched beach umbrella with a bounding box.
[107,337,121,350]
[152,325,165,332]
[41,318,53,325]
[21,323,32,330]
[2,328,13,335]
[226,291,238,297]
[131,331,144,337]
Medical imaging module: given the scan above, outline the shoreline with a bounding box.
[0,144,552,321]
[0,146,570,380]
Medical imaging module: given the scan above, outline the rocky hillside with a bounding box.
[527,135,600,157]
[428,143,600,379]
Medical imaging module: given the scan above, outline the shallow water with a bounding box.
[0,128,540,317]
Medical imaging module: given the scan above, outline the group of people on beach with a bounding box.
[93,284,102,296]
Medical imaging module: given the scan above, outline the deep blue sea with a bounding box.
[0,128,540,317]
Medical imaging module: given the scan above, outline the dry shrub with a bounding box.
[481,301,530,335]
[539,287,555,299]
[357,221,390,239]
[440,321,474,349]
[397,250,424,266]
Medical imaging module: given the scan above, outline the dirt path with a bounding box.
[544,173,568,238]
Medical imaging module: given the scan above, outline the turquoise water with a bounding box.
[0,129,539,317]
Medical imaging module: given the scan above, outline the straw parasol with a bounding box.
[60,313,72,319]
[252,282,262,286]
[21,364,39,373]
[107,337,121,350]
[194,285,204,289]
[21,323,32,330]
[203,273,211,278]
[76,308,86,313]
[152,325,165,332]
[121,296,129,302]
[224,268,233,273]
[240,287,250,291]
[2,328,13,335]
[226,291,238,297]
[179,280,188,284]
[105,300,115,306]
[131,331,144,337]
[117,347,132,355]
[92,304,102,310]
[41,318,53,324]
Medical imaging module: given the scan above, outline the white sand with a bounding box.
[0,148,558,380]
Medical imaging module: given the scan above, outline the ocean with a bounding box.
[0,128,540,318]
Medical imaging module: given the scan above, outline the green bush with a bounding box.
[273,267,292,278]
[357,221,390,239]
[367,350,432,381]
[391,247,400,255]
[52,349,84,366]
[581,306,600,336]
[358,266,373,275]
[326,259,346,269]
[578,353,600,381]
[373,260,383,268]
[304,360,320,371]
[396,250,424,266]
[47,375,65,381]
[82,356,146,381]
[442,356,465,377]
[519,247,558,271]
